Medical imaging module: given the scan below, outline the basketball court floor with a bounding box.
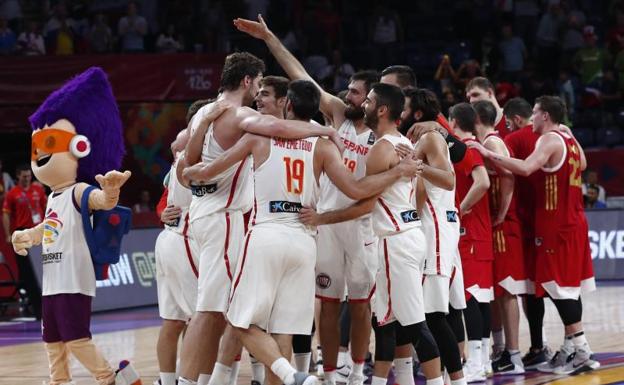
[1,282,623,385]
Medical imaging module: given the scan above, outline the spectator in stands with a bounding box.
[2,164,46,319]
[156,24,183,53]
[43,2,76,55]
[615,47,624,92]
[0,159,15,204]
[535,0,564,78]
[0,0,22,32]
[133,189,153,213]
[558,69,576,122]
[599,69,622,113]
[573,26,611,86]
[118,1,147,52]
[606,9,624,55]
[17,20,44,55]
[89,13,112,53]
[0,17,15,54]
[582,170,607,203]
[498,23,527,82]
[324,49,355,93]
[434,54,457,94]
[455,59,484,90]
[370,4,403,70]
[585,185,607,209]
[561,12,585,64]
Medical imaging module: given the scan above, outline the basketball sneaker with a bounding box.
[537,346,572,373]
[463,360,486,383]
[492,350,525,375]
[483,360,493,377]
[294,373,319,385]
[115,360,141,385]
[335,363,352,383]
[554,347,600,375]
[346,371,366,385]
[522,346,552,370]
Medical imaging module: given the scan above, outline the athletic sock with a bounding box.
[337,351,349,368]
[250,356,265,384]
[492,330,504,352]
[571,331,589,350]
[425,377,444,385]
[198,373,211,385]
[160,372,176,385]
[481,338,491,363]
[294,352,312,373]
[393,357,414,385]
[271,357,296,385]
[207,363,230,385]
[371,377,387,385]
[228,359,241,385]
[178,377,198,385]
[450,378,467,385]
[467,340,482,367]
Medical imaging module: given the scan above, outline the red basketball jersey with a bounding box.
[495,114,510,138]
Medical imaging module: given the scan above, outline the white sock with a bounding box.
[467,340,482,367]
[338,351,349,368]
[228,360,241,385]
[178,377,198,385]
[492,330,504,349]
[563,334,574,351]
[450,378,467,385]
[351,361,364,378]
[160,372,176,385]
[325,370,336,385]
[371,376,387,385]
[481,338,491,363]
[542,327,548,345]
[425,377,444,385]
[393,357,414,385]
[207,363,230,385]
[250,356,265,384]
[294,352,312,372]
[270,357,296,385]
[571,331,589,350]
[198,374,211,385]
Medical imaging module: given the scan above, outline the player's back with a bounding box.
[188,103,253,221]
[164,154,193,233]
[372,134,421,237]
[251,137,320,232]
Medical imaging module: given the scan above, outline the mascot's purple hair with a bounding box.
[28,67,125,185]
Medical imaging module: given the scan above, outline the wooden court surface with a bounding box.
[0,283,623,385]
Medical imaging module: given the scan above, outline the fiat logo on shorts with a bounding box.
[316,273,331,289]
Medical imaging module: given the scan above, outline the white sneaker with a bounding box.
[346,371,365,385]
[335,364,352,384]
[537,347,573,373]
[115,360,141,385]
[463,360,486,383]
[483,360,493,377]
[554,347,601,375]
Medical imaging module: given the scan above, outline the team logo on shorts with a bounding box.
[400,210,420,223]
[446,210,458,222]
[535,237,543,246]
[270,201,303,213]
[191,183,218,197]
[316,273,331,289]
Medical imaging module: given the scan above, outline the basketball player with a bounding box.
[502,97,552,368]
[256,76,289,118]
[183,80,423,385]
[174,52,341,385]
[449,103,493,382]
[468,96,599,375]
[472,100,526,375]
[302,83,446,385]
[380,65,417,88]
[233,15,379,385]
[465,77,510,138]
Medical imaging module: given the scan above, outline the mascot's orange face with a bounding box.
[31,119,87,189]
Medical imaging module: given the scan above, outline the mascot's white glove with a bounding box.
[11,223,44,256]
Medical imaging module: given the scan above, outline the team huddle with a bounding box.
[153,16,598,385]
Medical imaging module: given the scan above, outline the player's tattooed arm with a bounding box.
[233,15,347,129]
[468,137,556,177]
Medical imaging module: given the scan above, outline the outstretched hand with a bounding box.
[95,170,132,192]
[299,207,321,226]
[201,100,232,124]
[11,230,32,256]
[466,141,490,158]
[233,14,271,40]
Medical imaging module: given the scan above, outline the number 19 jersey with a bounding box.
[250,137,320,230]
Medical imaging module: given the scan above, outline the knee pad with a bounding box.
[374,320,396,362]
[292,334,312,354]
[552,298,582,326]
[403,321,440,362]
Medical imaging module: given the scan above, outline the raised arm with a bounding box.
[234,15,347,128]
[182,134,257,183]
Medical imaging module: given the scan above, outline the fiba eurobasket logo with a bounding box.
[43,210,63,245]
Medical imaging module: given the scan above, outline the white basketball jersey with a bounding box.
[188,104,253,222]
[318,120,376,212]
[164,154,193,235]
[250,137,320,231]
[41,186,96,296]
[417,134,460,276]
[372,134,421,236]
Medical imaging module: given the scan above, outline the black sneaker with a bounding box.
[522,347,552,370]
[493,350,525,375]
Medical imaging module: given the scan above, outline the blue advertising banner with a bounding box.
[586,209,624,280]
[29,228,160,311]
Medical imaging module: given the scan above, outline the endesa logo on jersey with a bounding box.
[400,210,420,223]
[270,201,303,213]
